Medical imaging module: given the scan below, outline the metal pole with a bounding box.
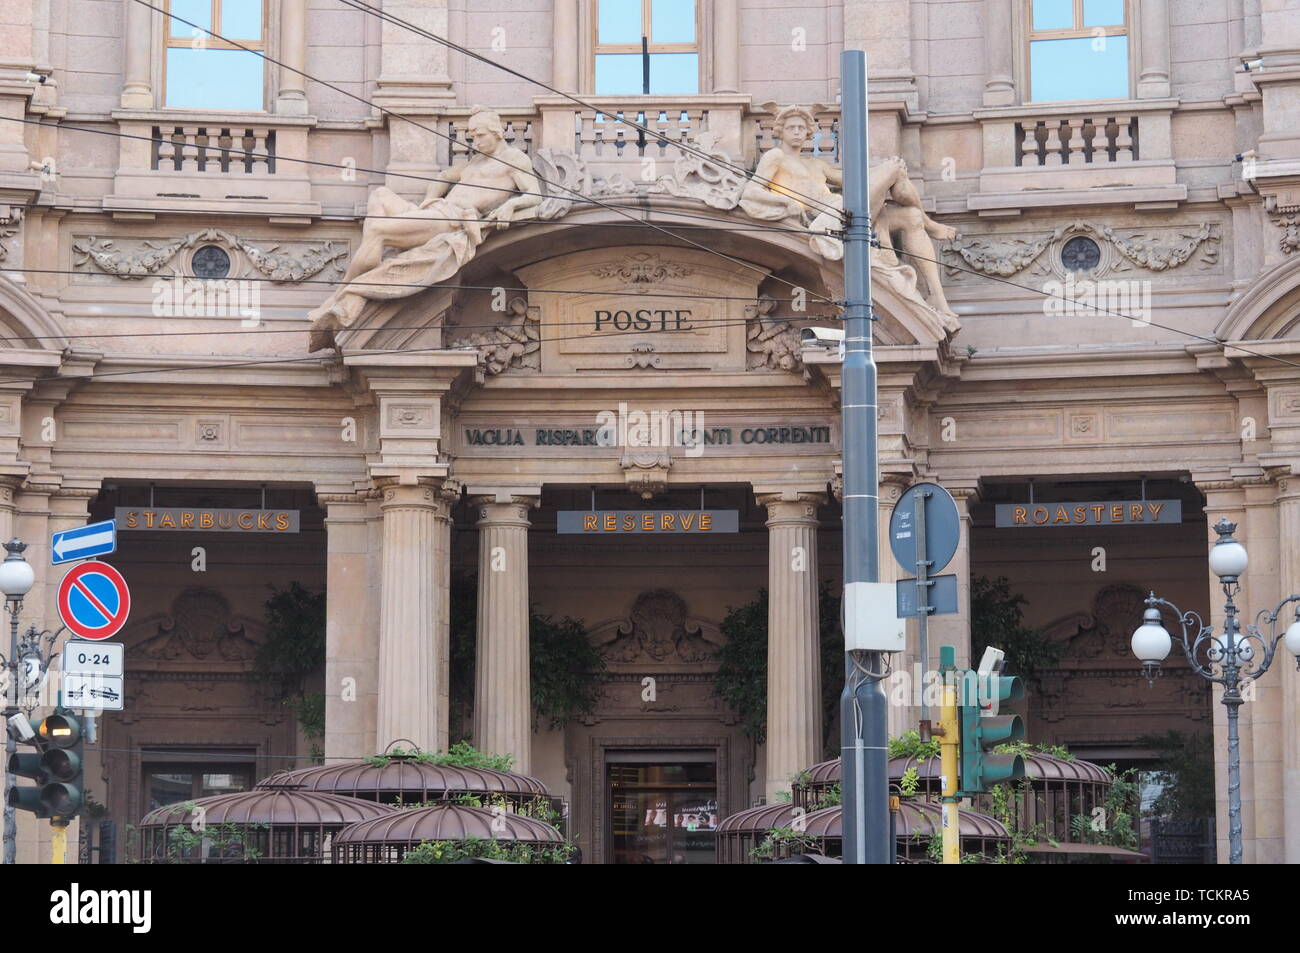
[1225,693,1242,864]
[1222,589,1243,865]
[914,487,932,725]
[839,48,889,865]
[3,597,19,865]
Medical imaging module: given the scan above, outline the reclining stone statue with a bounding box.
[740,104,959,332]
[307,109,541,351]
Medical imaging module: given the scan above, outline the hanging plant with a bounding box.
[256,582,326,760]
[448,573,605,740]
[712,581,842,752]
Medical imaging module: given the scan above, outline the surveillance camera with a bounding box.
[8,712,34,742]
[800,327,845,346]
[1240,57,1263,71]
[25,72,47,85]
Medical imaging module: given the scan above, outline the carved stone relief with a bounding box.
[128,587,261,662]
[943,220,1221,282]
[593,590,722,665]
[445,296,540,375]
[0,207,22,262]
[73,228,347,282]
[745,295,803,371]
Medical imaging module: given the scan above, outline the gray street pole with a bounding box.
[838,48,890,865]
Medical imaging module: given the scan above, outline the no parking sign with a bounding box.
[57,560,131,641]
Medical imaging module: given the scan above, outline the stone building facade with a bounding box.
[0,0,1298,863]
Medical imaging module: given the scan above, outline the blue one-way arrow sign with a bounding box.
[52,519,117,565]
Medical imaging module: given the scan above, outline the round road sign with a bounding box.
[888,482,961,574]
[57,560,131,641]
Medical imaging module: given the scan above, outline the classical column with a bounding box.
[376,481,453,753]
[1136,0,1172,99]
[120,0,154,108]
[877,475,916,739]
[319,490,382,760]
[983,0,1015,106]
[552,0,579,93]
[925,482,977,673]
[760,491,823,802]
[1274,472,1300,864]
[712,0,740,94]
[276,0,309,115]
[471,492,538,773]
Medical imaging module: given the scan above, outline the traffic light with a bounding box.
[8,715,52,818]
[958,669,1025,795]
[7,710,84,819]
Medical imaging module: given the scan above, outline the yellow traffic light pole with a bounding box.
[51,820,68,864]
[938,676,961,864]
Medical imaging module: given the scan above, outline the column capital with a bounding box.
[759,491,824,524]
[466,486,542,506]
[473,498,537,527]
[377,479,457,512]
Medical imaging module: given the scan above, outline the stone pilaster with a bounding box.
[318,489,382,760]
[376,480,454,754]
[552,0,579,93]
[759,490,824,802]
[471,491,539,773]
[712,0,740,94]
[276,0,310,115]
[983,0,1015,106]
[1136,0,1172,98]
[120,0,154,108]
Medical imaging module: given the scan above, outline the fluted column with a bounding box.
[983,0,1015,105]
[276,0,309,115]
[760,492,823,802]
[472,493,538,773]
[552,0,579,93]
[1136,0,1172,99]
[713,0,740,94]
[319,490,382,760]
[120,0,154,108]
[377,481,452,753]
[1275,473,1300,864]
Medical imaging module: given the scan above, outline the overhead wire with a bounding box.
[333,0,846,220]
[124,0,838,306]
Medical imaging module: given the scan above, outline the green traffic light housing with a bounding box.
[38,713,82,748]
[958,669,1027,795]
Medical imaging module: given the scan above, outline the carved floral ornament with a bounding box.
[943,220,1221,280]
[72,228,347,283]
[0,207,22,262]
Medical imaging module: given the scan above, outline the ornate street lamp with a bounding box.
[0,539,62,865]
[1132,518,1300,865]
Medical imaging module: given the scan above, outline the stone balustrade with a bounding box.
[1016,114,1137,167]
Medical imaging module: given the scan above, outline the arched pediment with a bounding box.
[1217,255,1300,343]
[337,199,952,359]
[0,275,70,352]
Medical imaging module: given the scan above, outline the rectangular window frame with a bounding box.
[162,0,269,112]
[1024,0,1130,104]
[592,0,701,95]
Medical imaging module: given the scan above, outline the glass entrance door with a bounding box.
[608,760,718,864]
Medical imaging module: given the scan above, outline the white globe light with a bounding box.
[1285,618,1300,658]
[1208,539,1248,578]
[0,552,34,598]
[1132,609,1172,663]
